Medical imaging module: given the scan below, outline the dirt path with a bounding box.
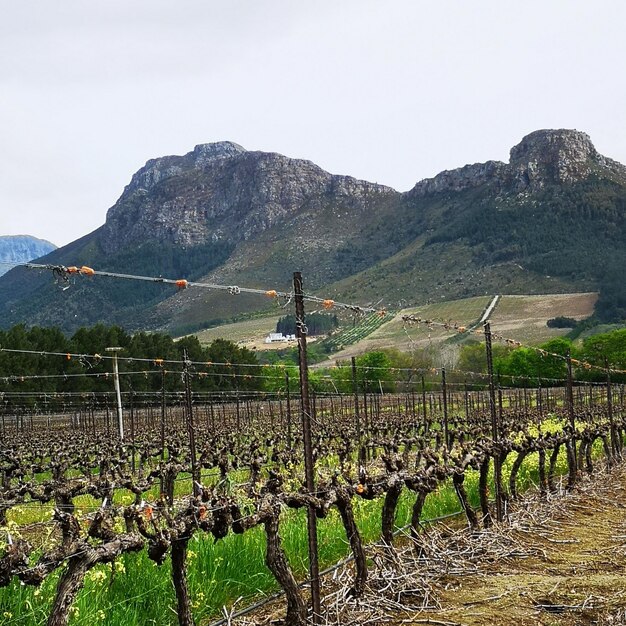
[405,466,626,626]
[325,464,626,626]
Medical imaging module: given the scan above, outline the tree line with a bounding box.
[0,324,259,395]
[0,323,624,403]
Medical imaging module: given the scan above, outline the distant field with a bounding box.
[195,315,282,349]
[194,293,599,358]
[316,296,492,363]
[489,292,597,344]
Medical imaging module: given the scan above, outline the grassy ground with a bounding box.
[0,481,462,626]
[489,292,597,344]
[1,442,576,626]
[314,296,491,366]
[195,315,283,349]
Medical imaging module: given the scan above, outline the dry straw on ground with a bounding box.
[221,463,626,626]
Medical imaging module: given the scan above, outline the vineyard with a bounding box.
[1,354,625,625]
[320,310,395,353]
[1,268,626,625]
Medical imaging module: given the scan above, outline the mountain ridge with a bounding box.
[0,235,57,277]
[0,128,624,333]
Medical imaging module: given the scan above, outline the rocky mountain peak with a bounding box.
[508,129,601,188]
[410,128,625,197]
[190,141,246,164]
[509,129,597,165]
[124,141,247,195]
[101,143,396,254]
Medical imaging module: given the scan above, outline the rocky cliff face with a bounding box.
[0,235,56,276]
[410,129,626,197]
[101,142,395,254]
[102,129,625,255]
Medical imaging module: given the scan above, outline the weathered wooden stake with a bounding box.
[183,349,200,497]
[606,357,617,456]
[351,356,365,465]
[293,272,321,623]
[282,370,292,450]
[484,323,503,522]
[566,349,577,479]
[441,367,449,450]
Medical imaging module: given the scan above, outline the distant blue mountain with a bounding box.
[0,235,57,276]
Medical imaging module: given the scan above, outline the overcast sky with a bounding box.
[1,0,625,247]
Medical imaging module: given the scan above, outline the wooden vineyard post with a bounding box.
[130,389,136,474]
[484,323,503,522]
[566,349,578,483]
[497,373,503,426]
[285,370,293,450]
[160,367,166,496]
[293,272,322,623]
[183,349,200,497]
[441,367,449,450]
[606,358,617,457]
[351,356,365,466]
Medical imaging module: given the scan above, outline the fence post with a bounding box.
[183,349,200,497]
[441,367,449,449]
[285,370,293,450]
[293,272,321,623]
[351,357,365,465]
[606,357,617,457]
[484,322,503,522]
[421,374,427,420]
[130,389,136,474]
[464,382,469,420]
[566,349,577,479]
[106,347,124,441]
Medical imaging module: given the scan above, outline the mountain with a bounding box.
[0,235,57,277]
[0,129,624,334]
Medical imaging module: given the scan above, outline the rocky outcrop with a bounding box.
[100,144,396,254]
[410,129,626,197]
[411,160,507,196]
[124,142,247,194]
[0,236,56,276]
[507,128,626,190]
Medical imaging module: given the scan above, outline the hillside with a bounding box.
[0,129,624,333]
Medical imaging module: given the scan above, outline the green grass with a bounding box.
[194,314,283,348]
[321,312,395,352]
[0,476,468,626]
[0,433,605,626]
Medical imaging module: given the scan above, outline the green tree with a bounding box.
[355,351,395,393]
